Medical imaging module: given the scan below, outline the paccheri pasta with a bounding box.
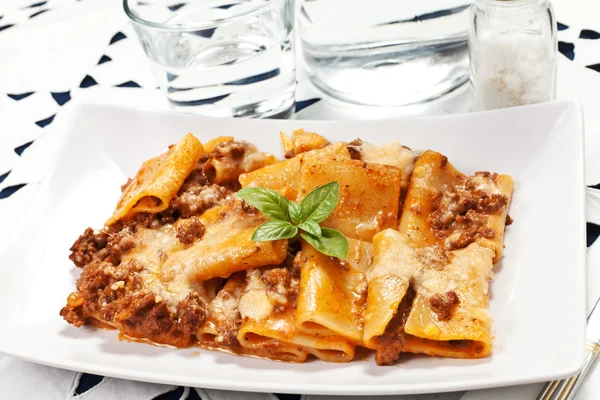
[60,129,513,365]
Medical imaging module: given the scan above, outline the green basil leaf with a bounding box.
[300,228,348,259]
[300,182,340,224]
[298,220,321,237]
[237,188,290,222]
[288,201,304,225]
[252,220,298,241]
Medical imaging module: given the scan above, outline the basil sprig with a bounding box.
[237,182,349,259]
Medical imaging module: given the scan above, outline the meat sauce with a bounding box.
[61,159,235,348]
[61,144,303,353]
[428,172,510,251]
[62,138,508,365]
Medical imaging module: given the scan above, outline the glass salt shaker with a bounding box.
[468,0,557,110]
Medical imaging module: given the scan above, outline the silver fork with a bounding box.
[537,296,600,400]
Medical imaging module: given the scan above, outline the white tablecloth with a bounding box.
[0,0,599,399]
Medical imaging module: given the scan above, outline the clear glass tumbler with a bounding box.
[124,0,296,118]
[298,0,471,106]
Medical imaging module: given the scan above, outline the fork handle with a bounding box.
[537,340,600,400]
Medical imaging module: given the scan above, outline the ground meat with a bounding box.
[443,210,496,251]
[476,193,509,214]
[222,180,242,192]
[63,255,145,322]
[288,253,304,305]
[261,268,290,311]
[117,294,172,334]
[506,214,513,225]
[376,338,406,367]
[170,183,231,218]
[63,161,235,348]
[176,216,205,245]
[202,140,271,184]
[69,228,109,268]
[202,141,248,181]
[429,187,477,230]
[375,286,416,366]
[473,171,497,179]
[60,292,87,327]
[179,169,209,193]
[430,291,460,320]
[62,249,198,347]
[217,316,242,346]
[60,261,113,324]
[214,141,246,160]
[347,139,363,160]
[261,268,289,289]
[109,210,176,234]
[284,149,296,159]
[428,173,509,251]
[106,228,136,265]
[176,292,207,336]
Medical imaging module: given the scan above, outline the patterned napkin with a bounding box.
[0,1,599,399]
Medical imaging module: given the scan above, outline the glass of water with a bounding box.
[124,0,296,118]
[298,0,470,106]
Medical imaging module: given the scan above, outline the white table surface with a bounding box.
[0,0,599,399]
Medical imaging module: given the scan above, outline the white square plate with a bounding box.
[0,100,587,395]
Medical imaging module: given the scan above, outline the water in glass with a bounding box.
[128,0,295,118]
[298,0,471,106]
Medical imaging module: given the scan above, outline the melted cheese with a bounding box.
[238,270,273,321]
[363,150,513,359]
[354,141,416,193]
[119,201,288,311]
[122,225,191,311]
[165,202,288,281]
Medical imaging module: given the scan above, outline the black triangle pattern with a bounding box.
[295,98,320,113]
[98,54,112,64]
[580,29,600,40]
[14,141,33,156]
[7,92,34,101]
[0,171,9,184]
[587,63,600,73]
[29,9,49,19]
[115,80,141,88]
[168,3,186,11]
[588,223,600,247]
[0,184,26,199]
[25,1,46,8]
[109,31,127,45]
[80,75,98,88]
[74,374,103,395]
[558,41,575,60]
[51,91,71,106]
[35,114,56,128]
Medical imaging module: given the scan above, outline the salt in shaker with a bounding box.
[468,0,558,110]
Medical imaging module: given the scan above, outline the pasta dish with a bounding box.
[60,130,513,365]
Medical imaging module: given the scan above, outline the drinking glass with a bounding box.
[298,0,471,106]
[124,0,296,118]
